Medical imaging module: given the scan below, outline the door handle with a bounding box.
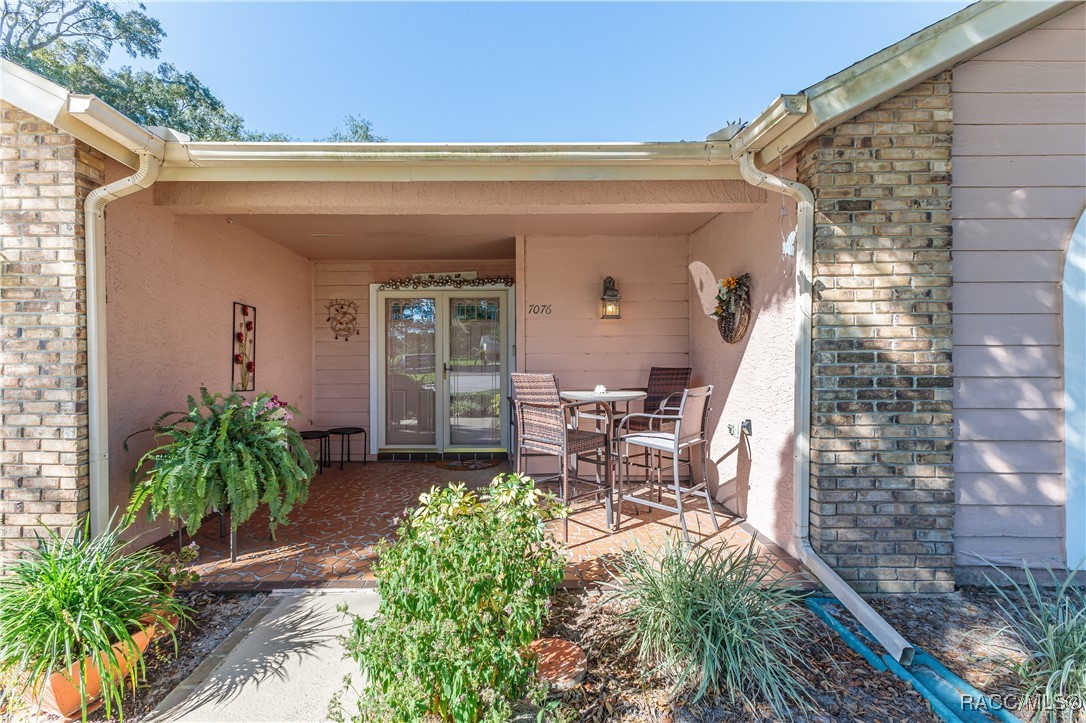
[443,362,449,381]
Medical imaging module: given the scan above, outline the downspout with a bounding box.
[85,151,162,536]
[734,150,915,666]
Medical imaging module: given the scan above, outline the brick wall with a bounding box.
[796,72,956,594]
[1,101,104,560]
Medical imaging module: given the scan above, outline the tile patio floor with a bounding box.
[179,461,808,590]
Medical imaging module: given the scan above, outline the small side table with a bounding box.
[328,426,368,469]
[299,430,331,474]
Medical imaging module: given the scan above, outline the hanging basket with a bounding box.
[717,304,751,344]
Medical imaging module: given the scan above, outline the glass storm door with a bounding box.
[377,289,508,452]
[445,294,504,448]
[383,296,437,446]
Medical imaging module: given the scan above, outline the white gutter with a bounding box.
[158,141,740,183]
[734,150,915,666]
[0,60,142,168]
[166,141,732,167]
[82,140,165,536]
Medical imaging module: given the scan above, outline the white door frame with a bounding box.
[369,284,515,455]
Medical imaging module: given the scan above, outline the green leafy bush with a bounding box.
[335,473,566,722]
[125,388,315,537]
[0,522,190,721]
[606,537,811,717]
[986,564,1086,721]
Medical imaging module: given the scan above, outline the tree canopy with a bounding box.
[0,0,382,142]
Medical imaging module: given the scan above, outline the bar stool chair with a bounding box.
[511,373,612,541]
[614,385,719,542]
[328,426,368,469]
[298,430,331,474]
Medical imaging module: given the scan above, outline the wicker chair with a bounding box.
[510,373,612,541]
[623,366,691,431]
[614,385,719,542]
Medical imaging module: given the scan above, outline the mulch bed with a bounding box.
[870,588,1035,720]
[1,591,266,723]
[541,588,938,722]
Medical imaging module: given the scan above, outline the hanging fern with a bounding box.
[124,388,315,537]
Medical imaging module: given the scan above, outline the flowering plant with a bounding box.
[154,541,201,590]
[710,273,751,318]
[335,474,566,722]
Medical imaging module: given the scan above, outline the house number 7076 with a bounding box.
[528,304,552,315]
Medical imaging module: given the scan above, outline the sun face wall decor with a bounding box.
[232,302,256,391]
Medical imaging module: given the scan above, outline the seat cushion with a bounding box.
[618,431,675,452]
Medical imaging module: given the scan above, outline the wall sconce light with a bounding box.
[600,276,621,319]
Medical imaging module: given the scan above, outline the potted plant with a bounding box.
[125,388,316,544]
[0,522,190,721]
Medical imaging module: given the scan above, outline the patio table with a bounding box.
[559,389,648,495]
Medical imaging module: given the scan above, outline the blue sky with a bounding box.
[129,2,971,142]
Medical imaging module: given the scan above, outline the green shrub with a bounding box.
[986,564,1086,722]
[606,537,811,717]
[335,473,567,723]
[125,388,315,537]
[0,522,190,721]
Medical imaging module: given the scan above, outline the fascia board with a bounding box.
[157,141,739,182]
[1,59,141,167]
[732,95,809,158]
[155,161,743,183]
[742,0,1080,167]
[805,0,1079,132]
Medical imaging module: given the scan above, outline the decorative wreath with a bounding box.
[710,274,751,344]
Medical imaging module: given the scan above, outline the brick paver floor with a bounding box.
[180,462,807,590]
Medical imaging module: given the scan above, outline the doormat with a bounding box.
[435,459,501,471]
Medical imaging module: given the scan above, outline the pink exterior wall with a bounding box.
[312,259,515,438]
[104,163,315,543]
[951,4,1086,570]
[519,235,690,390]
[688,202,797,553]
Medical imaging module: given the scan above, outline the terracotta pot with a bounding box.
[142,585,181,631]
[21,622,158,721]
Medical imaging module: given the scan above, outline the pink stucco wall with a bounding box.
[951,3,1086,570]
[688,201,798,553]
[104,162,315,543]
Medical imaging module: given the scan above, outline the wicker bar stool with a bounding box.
[510,373,612,541]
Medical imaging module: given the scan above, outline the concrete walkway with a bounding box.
[150,591,378,722]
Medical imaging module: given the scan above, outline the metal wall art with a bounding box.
[378,274,514,290]
[326,299,361,341]
[232,303,256,391]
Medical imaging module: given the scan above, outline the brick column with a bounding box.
[796,72,955,594]
[1,101,104,560]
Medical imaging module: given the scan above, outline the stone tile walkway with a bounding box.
[178,462,806,589]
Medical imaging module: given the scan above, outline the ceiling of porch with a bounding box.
[230,211,719,260]
[154,178,765,260]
